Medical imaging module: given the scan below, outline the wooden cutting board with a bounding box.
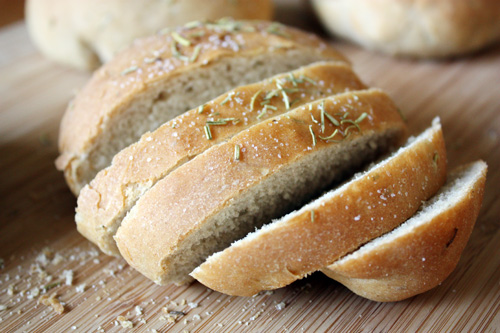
[1,17,500,333]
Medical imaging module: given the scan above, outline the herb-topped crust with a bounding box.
[76,61,367,256]
[115,88,408,285]
[56,19,348,194]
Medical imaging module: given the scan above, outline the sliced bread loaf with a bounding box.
[115,88,408,285]
[322,161,487,302]
[191,118,446,296]
[76,61,367,256]
[55,19,348,194]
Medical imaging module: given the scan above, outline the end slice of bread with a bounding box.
[191,118,446,296]
[322,161,487,302]
[115,89,407,285]
[76,61,367,256]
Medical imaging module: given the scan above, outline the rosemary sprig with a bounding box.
[311,210,315,223]
[324,110,340,126]
[267,23,291,38]
[190,45,202,62]
[220,93,233,105]
[171,32,191,46]
[320,101,326,133]
[302,76,317,85]
[198,104,205,114]
[257,109,267,120]
[318,129,340,141]
[121,66,138,76]
[309,125,317,147]
[234,144,240,161]
[250,89,262,111]
[204,125,212,140]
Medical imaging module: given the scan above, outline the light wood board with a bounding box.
[1,16,499,333]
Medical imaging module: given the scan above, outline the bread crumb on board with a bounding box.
[39,293,65,314]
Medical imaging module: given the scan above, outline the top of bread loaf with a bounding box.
[312,0,500,58]
[55,19,349,194]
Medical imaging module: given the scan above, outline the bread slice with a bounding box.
[76,61,367,256]
[322,161,487,302]
[115,88,408,285]
[55,19,349,194]
[191,118,446,296]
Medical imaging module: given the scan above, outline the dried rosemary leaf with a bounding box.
[309,125,317,147]
[234,144,240,161]
[250,89,262,111]
[204,125,212,140]
[120,66,138,76]
[171,32,191,47]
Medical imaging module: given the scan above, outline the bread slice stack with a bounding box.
[59,19,487,302]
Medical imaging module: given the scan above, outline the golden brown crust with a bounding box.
[312,0,500,57]
[322,161,487,302]
[76,62,367,256]
[115,88,408,285]
[55,19,348,195]
[191,120,445,296]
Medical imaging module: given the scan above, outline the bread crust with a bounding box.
[191,120,446,296]
[312,0,500,57]
[76,62,367,256]
[115,89,408,285]
[55,19,348,195]
[26,0,274,70]
[322,161,487,302]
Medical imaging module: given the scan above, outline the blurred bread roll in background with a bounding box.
[312,0,500,58]
[26,0,273,70]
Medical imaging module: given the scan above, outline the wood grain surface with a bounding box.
[1,9,500,333]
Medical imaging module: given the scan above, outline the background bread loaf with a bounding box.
[312,0,500,58]
[26,0,274,70]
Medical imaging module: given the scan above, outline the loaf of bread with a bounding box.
[76,61,368,256]
[55,19,348,195]
[322,161,487,302]
[26,0,273,70]
[115,89,407,285]
[63,20,486,301]
[191,119,446,296]
[311,0,500,58]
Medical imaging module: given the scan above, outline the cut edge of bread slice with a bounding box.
[322,161,487,302]
[75,61,367,256]
[190,118,446,296]
[55,20,348,195]
[115,88,408,285]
